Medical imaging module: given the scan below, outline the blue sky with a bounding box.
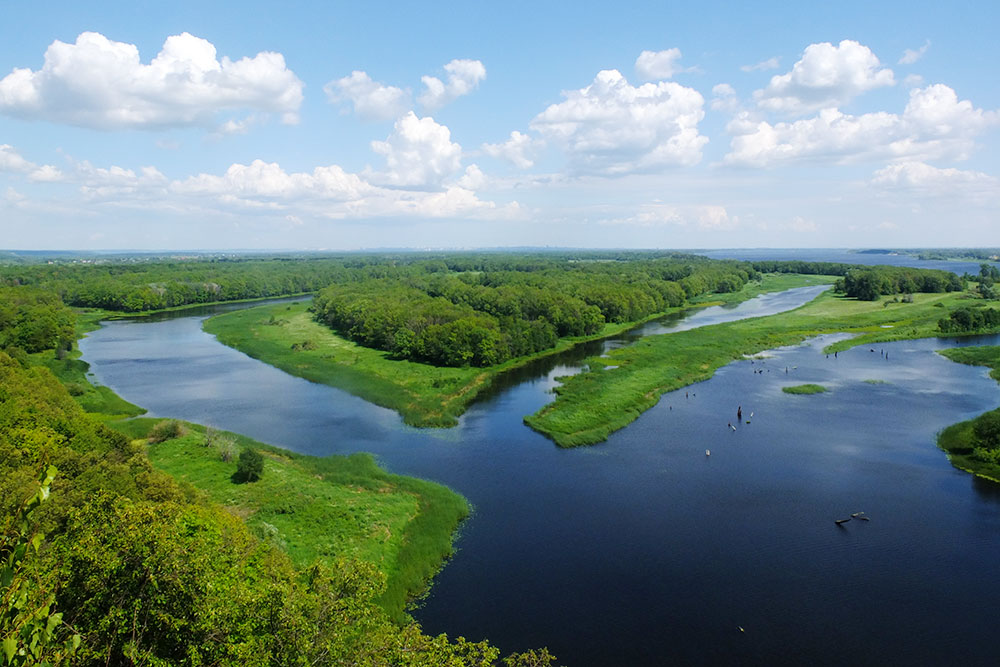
[1,1,997,250]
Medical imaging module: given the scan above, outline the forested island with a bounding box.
[5,249,1000,664]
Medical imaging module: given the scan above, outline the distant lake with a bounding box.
[700,247,1000,278]
[79,281,1000,666]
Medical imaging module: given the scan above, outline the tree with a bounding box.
[234,448,264,483]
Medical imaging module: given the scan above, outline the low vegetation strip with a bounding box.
[783,384,828,394]
[526,288,974,447]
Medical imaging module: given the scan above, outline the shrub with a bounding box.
[234,448,264,483]
[148,419,184,443]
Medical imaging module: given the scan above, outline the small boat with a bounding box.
[856,515,870,521]
[835,518,851,525]
[706,449,711,456]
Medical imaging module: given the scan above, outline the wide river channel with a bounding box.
[79,284,1000,666]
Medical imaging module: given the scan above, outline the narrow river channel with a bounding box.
[79,286,1000,666]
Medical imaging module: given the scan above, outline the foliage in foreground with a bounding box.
[0,351,553,664]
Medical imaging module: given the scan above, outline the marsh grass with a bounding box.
[783,384,828,395]
[526,288,976,447]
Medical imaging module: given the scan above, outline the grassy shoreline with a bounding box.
[935,346,1000,483]
[525,288,980,447]
[32,320,472,624]
[203,273,835,428]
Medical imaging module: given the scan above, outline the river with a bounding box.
[78,284,1000,666]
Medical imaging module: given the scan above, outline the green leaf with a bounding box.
[2,636,16,663]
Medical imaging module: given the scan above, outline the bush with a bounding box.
[234,448,264,483]
[148,420,184,443]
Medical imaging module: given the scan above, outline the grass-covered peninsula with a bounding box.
[525,288,977,447]
[203,273,834,427]
[936,346,1000,483]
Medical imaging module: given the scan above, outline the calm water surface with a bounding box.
[79,288,1000,666]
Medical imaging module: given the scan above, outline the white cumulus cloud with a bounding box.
[530,69,707,175]
[725,84,998,167]
[324,71,410,121]
[418,59,486,110]
[635,48,684,81]
[0,145,35,173]
[0,31,304,129]
[754,40,894,115]
[482,130,538,169]
[369,111,463,187]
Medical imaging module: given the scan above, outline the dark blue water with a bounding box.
[78,288,1000,666]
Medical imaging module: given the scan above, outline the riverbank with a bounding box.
[936,346,1000,483]
[203,273,835,428]
[109,417,469,623]
[31,326,472,623]
[526,288,975,447]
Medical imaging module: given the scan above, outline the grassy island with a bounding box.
[203,273,834,428]
[783,384,828,394]
[526,288,975,447]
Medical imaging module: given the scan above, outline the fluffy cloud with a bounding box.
[871,161,998,199]
[635,48,684,80]
[530,69,707,175]
[899,41,931,65]
[0,32,303,129]
[174,160,371,201]
[710,83,739,113]
[369,112,463,186]
[0,144,62,181]
[0,144,34,173]
[418,59,486,109]
[725,84,998,167]
[325,71,409,121]
[173,158,506,219]
[754,40,894,115]
[482,131,537,168]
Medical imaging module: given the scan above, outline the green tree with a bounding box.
[234,448,264,483]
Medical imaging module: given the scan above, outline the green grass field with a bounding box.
[203,274,834,428]
[108,418,468,624]
[526,287,980,447]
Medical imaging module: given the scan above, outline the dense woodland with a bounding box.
[312,256,757,366]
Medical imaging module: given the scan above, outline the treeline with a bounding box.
[938,307,1000,333]
[0,286,76,354]
[0,251,752,314]
[313,257,759,367]
[0,289,550,665]
[834,267,963,301]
